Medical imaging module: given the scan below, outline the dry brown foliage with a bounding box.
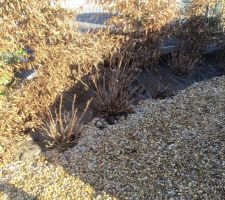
[95,0,176,33]
[169,51,201,75]
[185,0,218,16]
[216,1,225,67]
[93,0,177,66]
[1,0,224,140]
[178,0,221,49]
[218,33,225,68]
[86,53,137,117]
[0,0,118,137]
[42,94,91,150]
[170,0,223,74]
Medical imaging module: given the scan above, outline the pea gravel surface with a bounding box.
[1,76,225,200]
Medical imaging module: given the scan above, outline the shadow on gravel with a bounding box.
[0,181,37,200]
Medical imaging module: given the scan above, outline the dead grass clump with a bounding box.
[86,54,137,118]
[42,95,91,150]
[152,81,174,99]
[169,50,202,75]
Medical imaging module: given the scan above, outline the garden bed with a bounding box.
[1,75,225,199]
[0,0,225,198]
[0,0,225,161]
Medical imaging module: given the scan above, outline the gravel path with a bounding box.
[1,76,225,200]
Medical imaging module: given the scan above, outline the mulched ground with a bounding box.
[1,76,225,200]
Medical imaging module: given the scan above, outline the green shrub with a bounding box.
[0,48,28,65]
